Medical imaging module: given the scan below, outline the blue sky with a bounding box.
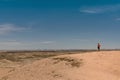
[0,0,120,50]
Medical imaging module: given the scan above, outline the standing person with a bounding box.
[97,43,101,51]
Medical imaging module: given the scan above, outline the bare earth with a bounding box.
[0,51,120,80]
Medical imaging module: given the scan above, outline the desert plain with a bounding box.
[0,50,120,80]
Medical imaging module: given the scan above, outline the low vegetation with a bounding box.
[52,57,83,67]
[0,52,58,62]
[0,50,91,62]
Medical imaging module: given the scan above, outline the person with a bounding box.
[97,43,101,51]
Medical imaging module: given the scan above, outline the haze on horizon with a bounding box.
[0,0,119,50]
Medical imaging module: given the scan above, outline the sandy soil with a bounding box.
[0,51,120,80]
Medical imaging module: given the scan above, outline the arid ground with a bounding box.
[0,50,120,80]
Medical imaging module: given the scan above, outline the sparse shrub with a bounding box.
[52,57,83,67]
[33,54,56,58]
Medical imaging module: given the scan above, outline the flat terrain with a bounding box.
[0,50,120,80]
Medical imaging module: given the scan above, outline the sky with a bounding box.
[0,0,120,50]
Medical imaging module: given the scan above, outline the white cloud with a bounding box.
[116,18,120,21]
[80,10,99,14]
[0,40,56,50]
[0,24,25,35]
[0,41,22,46]
[40,41,55,44]
[22,41,55,45]
[72,39,90,42]
[80,4,120,14]
[12,41,55,46]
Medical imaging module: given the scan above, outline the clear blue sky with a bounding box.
[0,0,120,50]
